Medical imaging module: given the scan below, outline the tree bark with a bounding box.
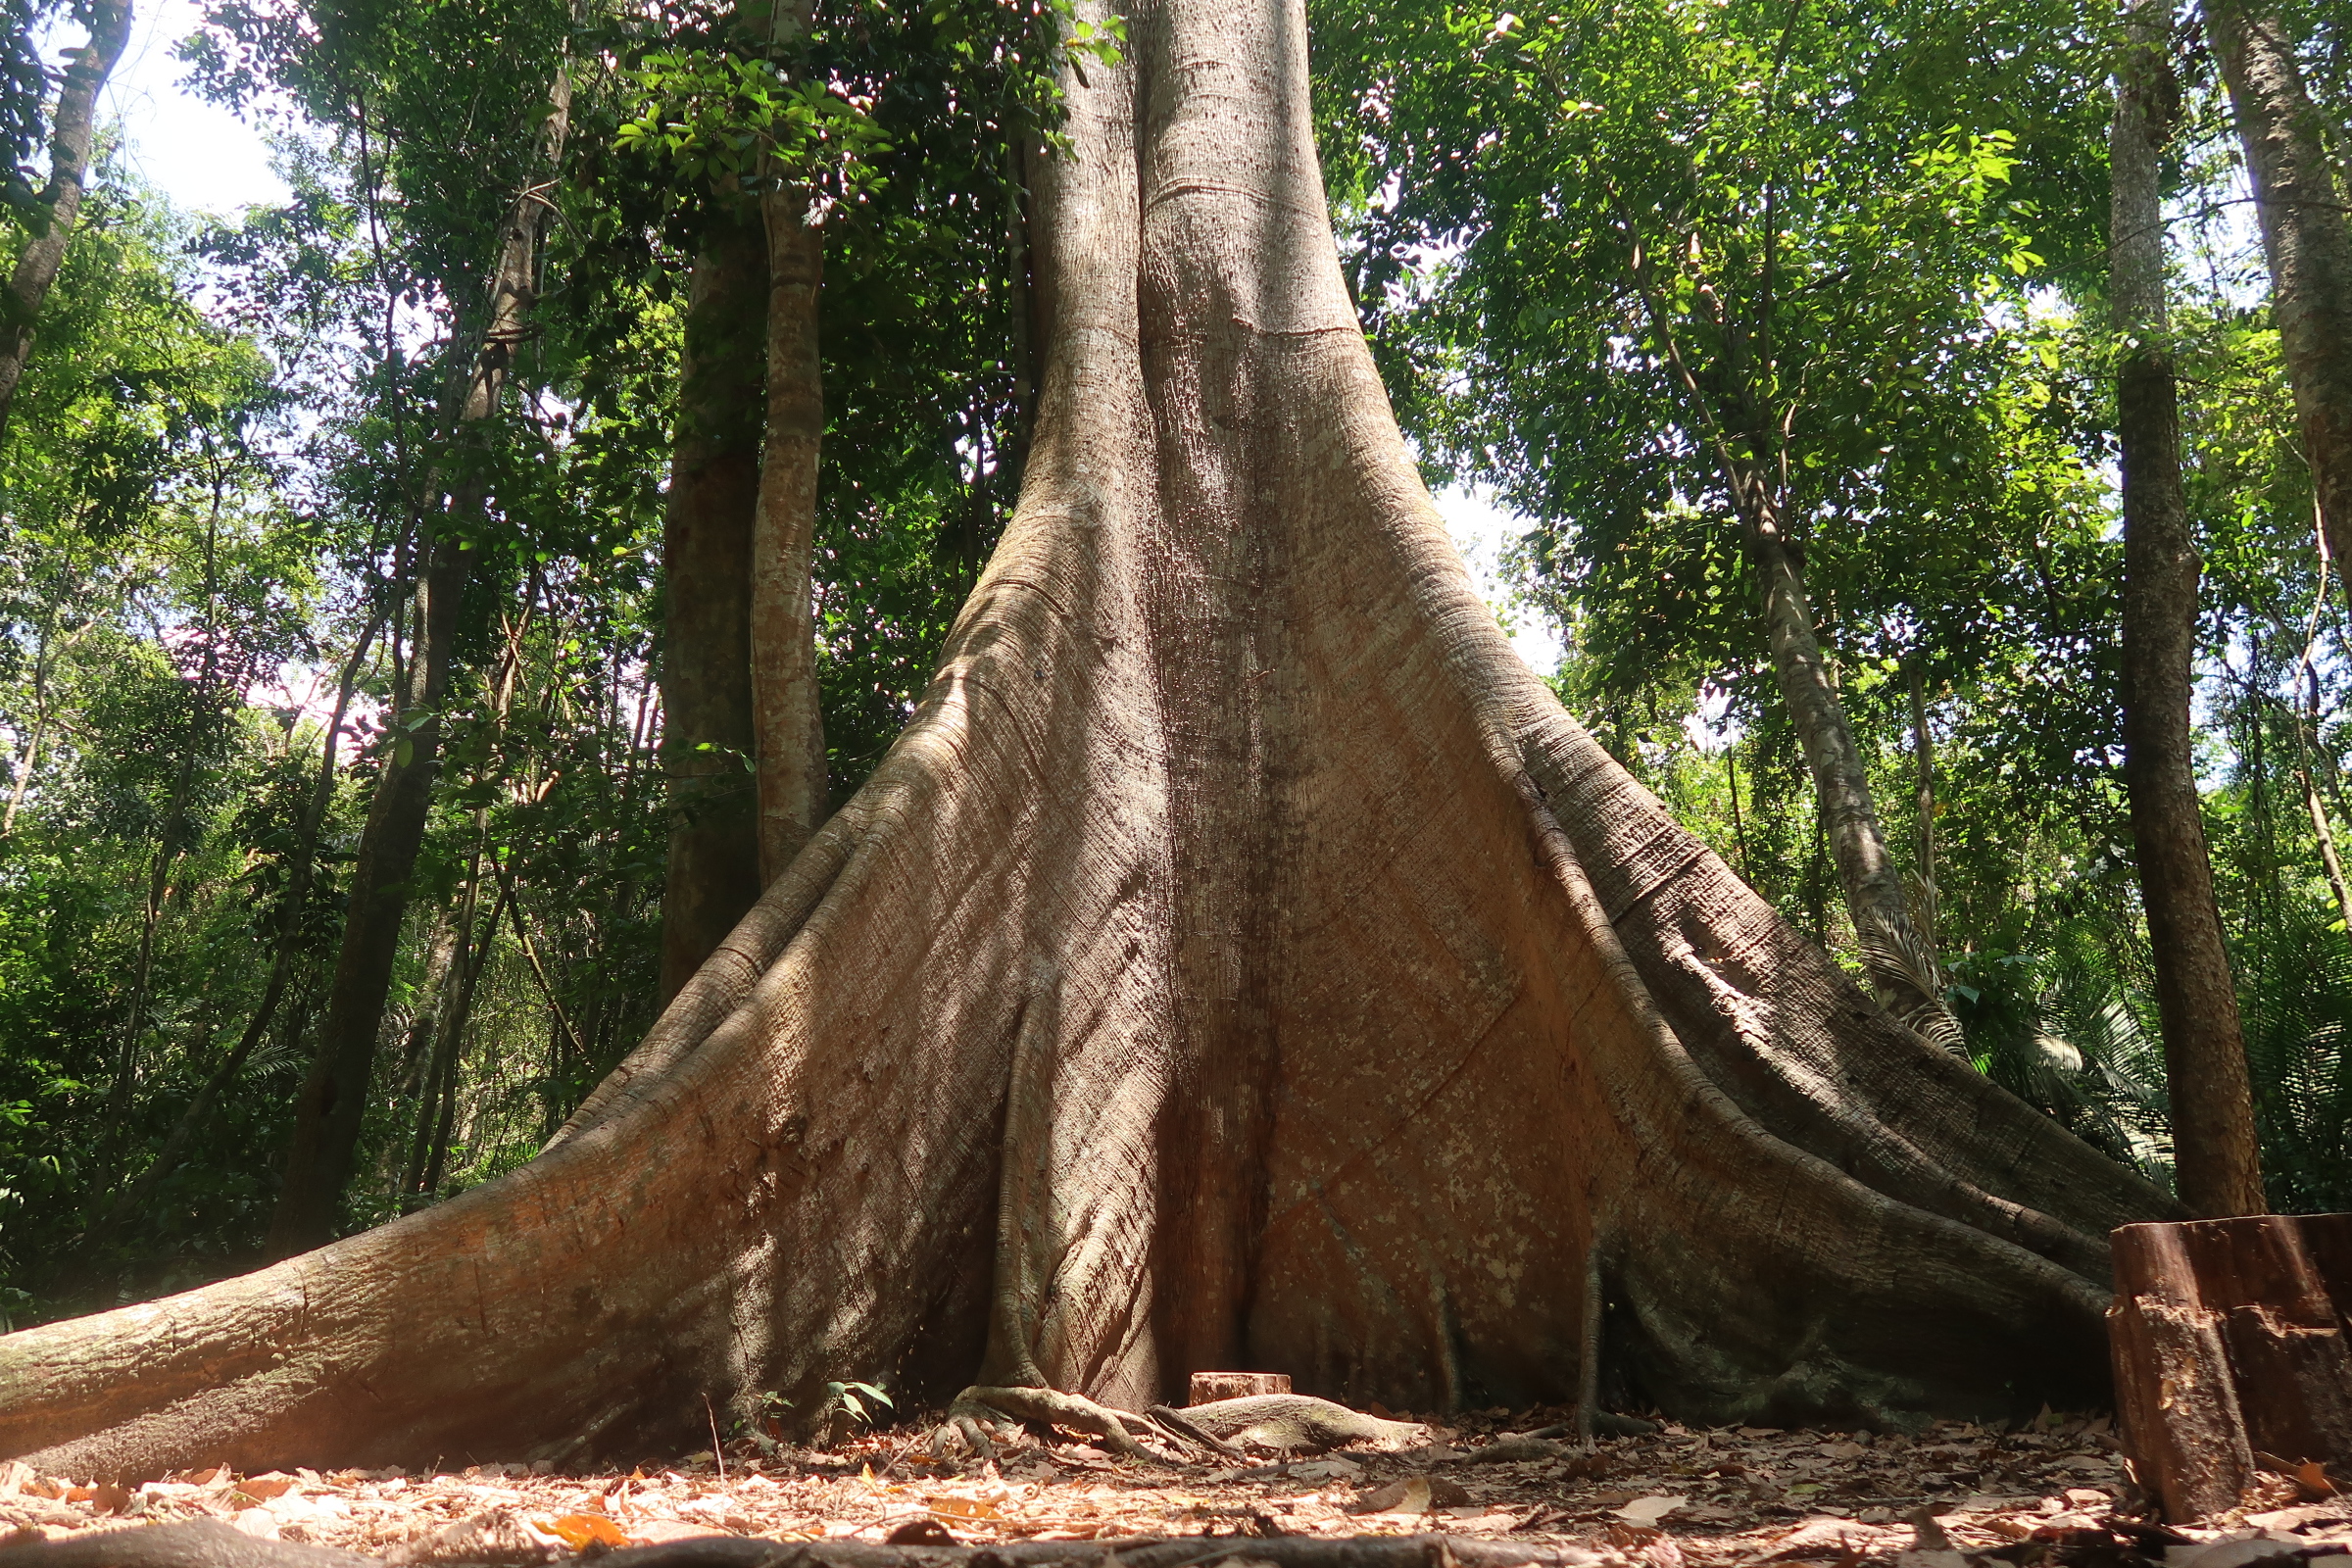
[265,72,574,1257]
[659,209,768,1001]
[2112,0,2267,1219]
[2206,0,2352,618]
[751,28,828,885]
[2109,1214,2352,1521]
[1909,658,1939,948]
[0,0,2176,1478]
[0,0,132,433]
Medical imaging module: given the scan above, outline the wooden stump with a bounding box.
[2108,1213,2352,1521]
[1189,1371,1292,1405]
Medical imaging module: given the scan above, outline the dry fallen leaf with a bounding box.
[229,1510,281,1542]
[1616,1494,1687,1526]
[926,1494,1003,1521]
[537,1513,629,1548]
[1352,1477,1470,1516]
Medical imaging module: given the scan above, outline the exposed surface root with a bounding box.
[1143,1407,1250,1461]
[932,1389,1159,1466]
[0,1520,1594,1567]
[1178,1397,1429,1453]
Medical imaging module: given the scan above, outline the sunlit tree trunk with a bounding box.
[2206,0,2352,618]
[751,0,829,885]
[2113,0,2266,1218]
[0,0,132,432]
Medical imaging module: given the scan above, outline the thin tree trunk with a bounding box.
[1725,744,1750,880]
[99,495,225,1166]
[400,880,505,1210]
[1621,240,1953,1043]
[2206,0,2352,616]
[2114,0,2266,1218]
[1747,511,1952,1041]
[415,884,511,1206]
[393,917,460,1101]
[2,543,86,837]
[0,0,132,433]
[751,0,828,885]
[1910,657,1939,948]
[267,73,573,1256]
[2292,519,2352,947]
[658,208,766,1000]
[494,857,586,1068]
[75,612,384,1250]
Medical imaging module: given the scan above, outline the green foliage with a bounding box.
[1309,0,2352,1202]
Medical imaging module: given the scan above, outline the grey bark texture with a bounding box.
[265,70,576,1256]
[751,0,829,885]
[2206,0,2352,620]
[0,0,132,432]
[0,0,2172,1477]
[2112,0,2267,1220]
[659,208,769,1001]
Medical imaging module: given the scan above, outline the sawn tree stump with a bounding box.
[2109,1213,2352,1520]
[1190,1372,1292,1405]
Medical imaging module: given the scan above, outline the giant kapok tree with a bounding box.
[0,0,2170,1479]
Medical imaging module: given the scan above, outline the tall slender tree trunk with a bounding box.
[97,503,224,1174]
[2113,0,2266,1218]
[751,0,828,886]
[1910,658,1939,948]
[1744,481,1957,1045]
[658,208,767,1000]
[1626,255,1954,1044]
[2206,0,2352,612]
[0,0,132,433]
[266,74,574,1256]
[2,544,85,837]
[75,613,383,1252]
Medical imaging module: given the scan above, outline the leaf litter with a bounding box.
[1,1405,2346,1567]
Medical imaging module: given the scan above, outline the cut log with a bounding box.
[1189,1371,1292,1404]
[2108,1213,2352,1521]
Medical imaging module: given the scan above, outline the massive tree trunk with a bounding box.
[750,0,829,885]
[2205,0,2352,612]
[659,208,769,999]
[265,74,576,1256]
[0,0,132,434]
[2112,0,2267,1220]
[0,0,2171,1477]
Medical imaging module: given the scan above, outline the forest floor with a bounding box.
[3,1404,2347,1567]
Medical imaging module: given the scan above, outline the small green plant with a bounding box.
[824,1380,893,1430]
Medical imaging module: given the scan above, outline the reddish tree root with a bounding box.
[0,1522,1597,1568]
